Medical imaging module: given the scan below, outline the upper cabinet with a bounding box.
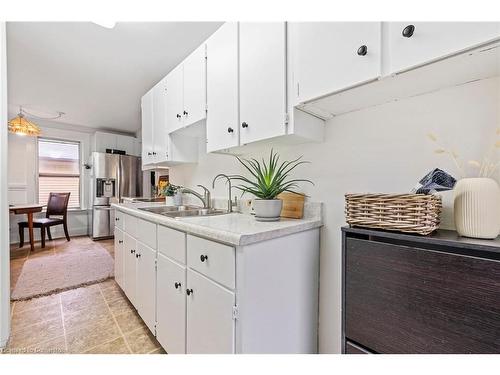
[239,22,288,145]
[92,131,139,156]
[206,22,239,153]
[141,79,197,169]
[289,22,382,105]
[141,88,155,165]
[166,44,207,134]
[387,22,500,73]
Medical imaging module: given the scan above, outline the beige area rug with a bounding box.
[11,244,114,301]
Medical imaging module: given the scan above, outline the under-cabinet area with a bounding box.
[114,205,321,353]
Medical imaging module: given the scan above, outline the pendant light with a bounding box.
[8,110,41,136]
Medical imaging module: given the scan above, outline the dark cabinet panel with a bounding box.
[345,237,500,354]
[346,341,371,354]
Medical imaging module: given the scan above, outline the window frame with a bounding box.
[36,137,82,210]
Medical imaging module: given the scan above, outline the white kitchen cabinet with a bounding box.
[239,22,287,145]
[182,44,207,128]
[152,78,169,163]
[186,269,235,354]
[289,22,382,104]
[92,131,138,156]
[206,22,239,152]
[136,241,157,334]
[115,135,136,156]
[165,64,184,133]
[166,44,207,134]
[156,253,186,354]
[114,228,124,289]
[141,89,155,165]
[123,232,137,306]
[388,22,500,74]
[114,207,320,354]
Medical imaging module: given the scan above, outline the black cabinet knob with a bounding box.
[136,253,139,258]
[152,152,157,155]
[176,114,181,119]
[200,254,208,262]
[174,282,181,289]
[227,127,234,133]
[357,45,368,56]
[402,24,415,38]
[186,289,193,296]
[115,217,119,221]
[183,110,188,115]
[130,249,135,254]
[118,240,123,244]
[147,152,152,156]
[241,122,249,128]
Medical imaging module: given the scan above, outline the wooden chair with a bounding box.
[19,192,71,249]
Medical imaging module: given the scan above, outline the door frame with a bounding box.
[0,21,11,349]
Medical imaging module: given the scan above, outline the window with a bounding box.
[38,139,81,208]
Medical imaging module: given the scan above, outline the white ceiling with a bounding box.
[7,22,222,134]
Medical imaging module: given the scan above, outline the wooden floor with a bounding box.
[4,236,165,354]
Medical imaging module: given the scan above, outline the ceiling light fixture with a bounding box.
[8,106,65,137]
[92,21,116,29]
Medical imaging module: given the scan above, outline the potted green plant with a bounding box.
[162,184,182,206]
[229,149,313,221]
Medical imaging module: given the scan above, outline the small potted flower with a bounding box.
[162,184,182,206]
[229,149,313,221]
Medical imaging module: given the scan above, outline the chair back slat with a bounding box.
[46,192,71,217]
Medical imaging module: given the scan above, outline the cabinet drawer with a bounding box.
[115,210,123,230]
[136,218,157,250]
[345,238,500,353]
[187,235,235,289]
[123,213,137,238]
[158,225,186,264]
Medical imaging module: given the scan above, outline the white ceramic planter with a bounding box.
[165,196,175,206]
[173,192,183,206]
[253,199,283,221]
[454,177,500,239]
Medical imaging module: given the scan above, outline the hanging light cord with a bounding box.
[19,106,65,120]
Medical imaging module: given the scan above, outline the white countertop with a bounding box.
[112,202,322,246]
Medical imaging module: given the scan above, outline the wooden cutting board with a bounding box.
[278,192,305,219]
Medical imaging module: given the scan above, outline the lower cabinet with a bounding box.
[122,232,137,306]
[156,254,186,354]
[186,269,235,354]
[114,228,124,289]
[115,210,320,354]
[136,241,156,334]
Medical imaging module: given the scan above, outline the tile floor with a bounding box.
[4,236,165,354]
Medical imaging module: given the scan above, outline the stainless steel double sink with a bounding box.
[138,205,228,218]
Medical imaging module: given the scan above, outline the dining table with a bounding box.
[9,204,45,252]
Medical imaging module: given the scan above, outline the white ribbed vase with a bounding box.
[453,178,500,239]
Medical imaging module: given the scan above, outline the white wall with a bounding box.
[0,21,10,349]
[7,120,93,243]
[169,76,500,353]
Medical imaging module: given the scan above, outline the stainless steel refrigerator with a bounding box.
[89,152,143,239]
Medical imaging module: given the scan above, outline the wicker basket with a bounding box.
[345,193,442,235]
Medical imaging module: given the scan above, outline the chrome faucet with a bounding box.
[212,174,237,213]
[180,185,211,208]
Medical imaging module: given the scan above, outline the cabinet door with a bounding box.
[290,22,381,104]
[114,228,124,289]
[165,64,184,133]
[122,232,137,307]
[156,254,186,354]
[115,135,136,156]
[239,22,287,145]
[94,132,117,153]
[136,241,157,334]
[183,44,207,128]
[388,22,500,73]
[152,78,169,163]
[186,269,235,354]
[206,22,239,152]
[141,90,154,166]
